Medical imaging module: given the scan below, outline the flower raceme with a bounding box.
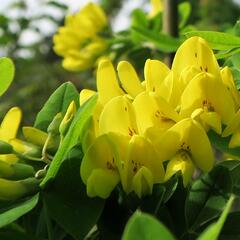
[53,3,108,72]
[80,36,240,199]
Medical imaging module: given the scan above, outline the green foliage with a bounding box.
[122,211,176,240]
[186,30,240,50]
[0,194,39,228]
[43,147,104,240]
[34,82,79,131]
[41,94,97,187]
[0,58,14,96]
[197,195,235,240]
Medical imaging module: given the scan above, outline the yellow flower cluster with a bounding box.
[53,3,108,72]
[80,36,240,199]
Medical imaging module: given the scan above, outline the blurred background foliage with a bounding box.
[0,0,240,124]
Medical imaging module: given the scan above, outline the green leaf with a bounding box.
[0,57,15,96]
[220,211,240,239]
[218,160,240,195]
[215,47,240,59]
[34,82,79,131]
[0,229,41,240]
[185,165,232,231]
[40,95,97,187]
[132,27,182,52]
[0,193,39,228]
[178,2,191,29]
[43,147,104,240]
[122,211,176,240]
[208,131,240,158]
[185,31,240,50]
[197,195,234,240]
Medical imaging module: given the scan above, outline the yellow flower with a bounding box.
[156,118,214,184]
[180,72,235,134]
[222,109,240,148]
[53,3,108,72]
[0,107,22,164]
[80,132,165,198]
[149,0,163,17]
[80,36,238,198]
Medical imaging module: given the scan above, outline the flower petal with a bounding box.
[86,168,119,198]
[0,107,22,142]
[164,152,195,187]
[200,111,222,134]
[117,61,144,98]
[172,36,220,78]
[180,73,235,124]
[79,89,96,106]
[97,60,123,105]
[188,120,214,171]
[132,167,153,198]
[144,59,170,93]
[80,134,118,184]
[99,96,138,137]
[123,135,164,193]
[229,130,240,148]
[222,109,240,137]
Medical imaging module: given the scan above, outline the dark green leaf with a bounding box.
[197,195,234,240]
[208,130,240,158]
[0,229,41,240]
[219,160,240,195]
[0,194,39,228]
[40,95,97,187]
[220,211,240,239]
[34,82,79,131]
[122,211,176,240]
[185,165,232,231]
[185,31,240,50]
[43,147,104,240]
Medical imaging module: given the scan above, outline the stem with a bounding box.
[163,0,179,66]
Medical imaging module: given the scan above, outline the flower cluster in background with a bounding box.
[53,3,108,72]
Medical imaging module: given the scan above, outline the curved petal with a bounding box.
[133,92,177,135]
[86,168,119,198]
[172,36,220,78]
[132,167,153,198]
[229,130,240,148]
[222,110,240,137]
[99,96,138,137]
[117,61,144,98]
[156,118,214,172]
[188,120,214,171]
[180,73,235,124]
[144,59,170,93]
[221,66,240,110]
[0,107,22,142]
[22,127,48,147]
[97,60,123,105]
[164,152,195,187]
[80,134,118,184]
[123,135,165,193]
[200,111,222,134]
[79,89,96,106]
